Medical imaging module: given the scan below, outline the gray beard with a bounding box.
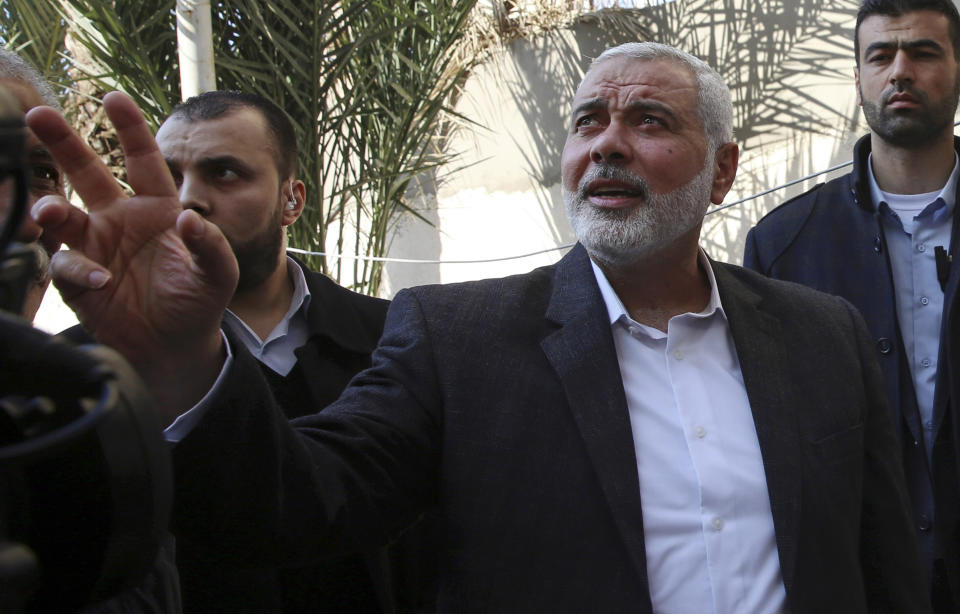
[564,158,715,269]
[24,241,50,286]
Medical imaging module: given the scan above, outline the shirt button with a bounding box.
[925,420,935,431]
[628,326,640,336]
[920,296,929,306]
[919,515,933,532]
[694,426,707,439]
[921,358,932,368]
[876,338,892,354]
[712,517,724,531]
[673,349,685,361]
[918,244,927,252]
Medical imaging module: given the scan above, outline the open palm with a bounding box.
[27,92,237,418]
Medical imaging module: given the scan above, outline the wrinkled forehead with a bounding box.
[574,57,698,105]
[157,108,276,160]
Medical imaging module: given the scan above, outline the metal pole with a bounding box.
[176,0,216,100]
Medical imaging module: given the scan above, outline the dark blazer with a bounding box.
[173,244,928,613]
[64,260,393,613]
[743,134,960,604]
[177,258,393,613]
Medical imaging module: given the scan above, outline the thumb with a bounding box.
[176,209,238,297]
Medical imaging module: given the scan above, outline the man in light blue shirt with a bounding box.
[744,0,960,610]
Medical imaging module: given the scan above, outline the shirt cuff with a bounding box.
[163,329,233,443]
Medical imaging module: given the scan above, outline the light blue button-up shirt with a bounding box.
[222,256,312,376]
[166,256,312,442]
[868,154,957,452]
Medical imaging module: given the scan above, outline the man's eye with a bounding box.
[30,164,61,192]
[575,116,596,129]
[641,115,663,126]
[213,168,240,181]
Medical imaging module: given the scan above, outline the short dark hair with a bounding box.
[855,0,960,65]
[169,90,298,177]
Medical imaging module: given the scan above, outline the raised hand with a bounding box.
[26,92,238,422]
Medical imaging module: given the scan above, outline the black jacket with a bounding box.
[65,258,393,613]
[172,245,928,613]
[744,134,960,606]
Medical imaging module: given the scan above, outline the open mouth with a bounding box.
[590,186,644,198]
[576,165,650,204]
[584,179,647,205]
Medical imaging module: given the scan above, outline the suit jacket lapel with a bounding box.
[713,262,802,595]
[540,245,652,607]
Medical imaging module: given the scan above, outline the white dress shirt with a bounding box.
[591,252,788,614]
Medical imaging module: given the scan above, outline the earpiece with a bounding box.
[285,186,297,211]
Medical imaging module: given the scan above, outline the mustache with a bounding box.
[882,82,927,105]
[20,241,51,285]
[577,164,649,201]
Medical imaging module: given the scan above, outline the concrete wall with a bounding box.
[381,0,881,296]
[34,0,958,332]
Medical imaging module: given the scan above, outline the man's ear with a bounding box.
[710,142,739,205]
[282,179,306,226]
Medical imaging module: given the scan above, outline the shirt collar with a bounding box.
[286,255,312,321]
[867,151,958,220]
[590,248,727,329]
[223,254,312,341]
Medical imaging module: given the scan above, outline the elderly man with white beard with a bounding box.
[27,41,928,613]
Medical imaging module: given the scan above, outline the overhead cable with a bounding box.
[290,156,856,264]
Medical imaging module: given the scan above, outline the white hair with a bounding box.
[588,42,732,152]
[0,47,61,111]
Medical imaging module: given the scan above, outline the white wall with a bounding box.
[35,0,952,333]
[382,1,881,296]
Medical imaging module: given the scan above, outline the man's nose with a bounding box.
[15,194,44,244]
[889,51,916,86]
[589,122,632,165]
[0,180,43,244]
[178,176,209,215]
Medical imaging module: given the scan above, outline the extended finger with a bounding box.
[102,92,177,199]
[25,106,125,211]
[49,249,111,301]
[32,195,90,250]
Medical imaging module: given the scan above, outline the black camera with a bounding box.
[0,85,172,613]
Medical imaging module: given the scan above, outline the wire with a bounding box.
[706,159,853,215]
[290,154,857,265]
[288,243,576,263]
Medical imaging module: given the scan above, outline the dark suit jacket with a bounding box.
[173,244,928,613]
[178,259,392,613]
[743,134,960,603]
[67,259,393,613]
